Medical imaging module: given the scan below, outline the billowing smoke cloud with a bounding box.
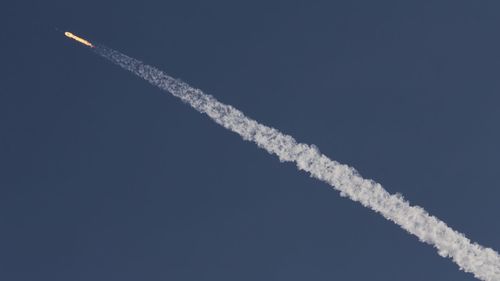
[94,45,500,281]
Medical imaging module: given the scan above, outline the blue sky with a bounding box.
[2,1,500,280]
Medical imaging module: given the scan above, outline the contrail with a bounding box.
[84,42,499,280]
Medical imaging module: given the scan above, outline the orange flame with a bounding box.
[64,32,94,48]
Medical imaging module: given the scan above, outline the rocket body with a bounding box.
[64,32,94,48]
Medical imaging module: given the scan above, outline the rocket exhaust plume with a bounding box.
[68,38,500,280]
[64,32,94,48]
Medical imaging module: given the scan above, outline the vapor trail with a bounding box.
[94,45,500,281]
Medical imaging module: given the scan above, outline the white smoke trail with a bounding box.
[94,45,500,281]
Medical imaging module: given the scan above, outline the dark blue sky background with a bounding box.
[2,1,500,280]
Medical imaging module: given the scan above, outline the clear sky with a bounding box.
[2,1,500,280]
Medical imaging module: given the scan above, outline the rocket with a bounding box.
[64,32,94,48]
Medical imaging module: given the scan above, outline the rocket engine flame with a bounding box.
[64,32,94,48]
